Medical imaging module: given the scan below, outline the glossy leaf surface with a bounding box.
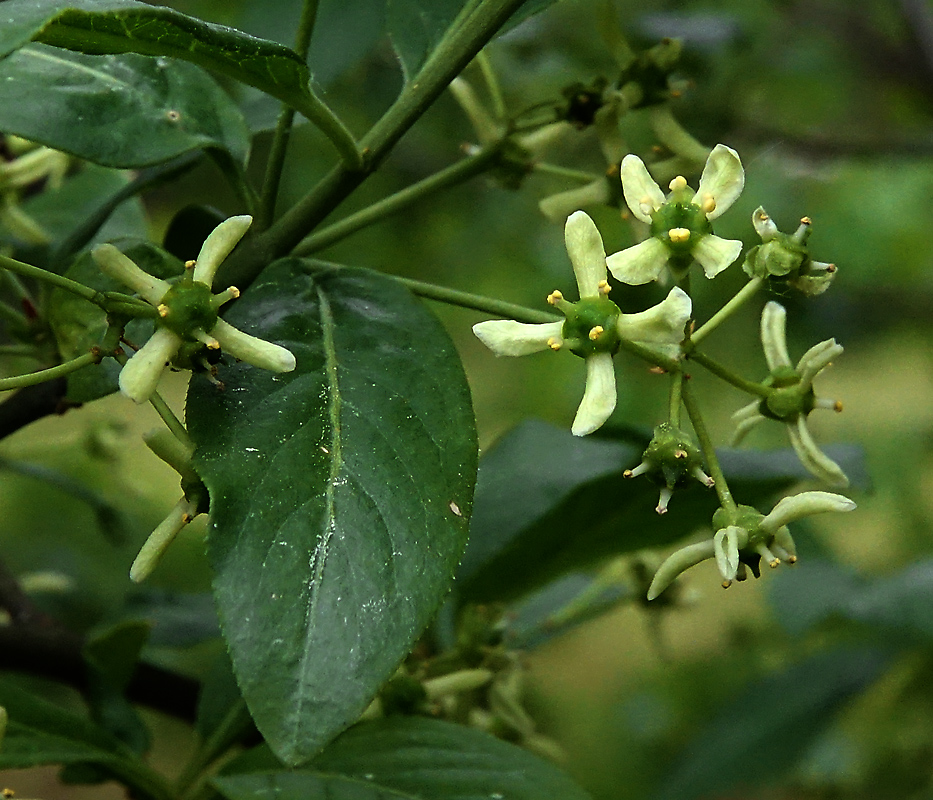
[188,261,477,765]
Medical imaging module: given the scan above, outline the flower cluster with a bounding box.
[92,215,296,404]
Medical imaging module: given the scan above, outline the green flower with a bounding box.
[647,490,856,600]
[607,144,745,284]
[733,301,848,487]
[92,215,296,404]
[473,210,691,436]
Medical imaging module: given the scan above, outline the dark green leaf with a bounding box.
[47,240,184,403]
[0,44,249,167]
[0,0,318,121]
[215,717,592,800]
[459,420,865,603]
[651,648,888,800]
[187,261,478,765]
[123,590,219,648]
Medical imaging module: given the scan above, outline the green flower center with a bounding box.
[759,367,816,421]
[561,296,622,357]
[158,281,218,339]
[649,201,712,266]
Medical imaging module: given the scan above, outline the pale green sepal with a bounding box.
[212,318,297,372]
[647,539,715,600]
[787,416,850,488]
[760,490,856,533]
[93,243,171,306]
[449,77,501,145]
[731,405,765,445]
[572,352,616,436]
[192,215,252,287]
[620,154,665,223]
[760,301,792,371]
[119,327,182,403]
[130,497,199,583]
[616,286,690,358]
[539,179,611,223]
[606,237,668,285]
[714,526,743,582]
[472,320,563,357]
[692,234,742,279]
[694,144,744,220]
[0,200,50,244]
[797,339,843,386]
[564,210,608,298]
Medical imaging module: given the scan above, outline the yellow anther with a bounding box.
[699,193,716,214]
[185,259,196,270]
[721,579,733,590]
[597,279,611,295]
[668,227,691,244]
[669,175,687,192]
[769,558,781,569]
[833,400,844,412]
[674,449,687,459]
[588,326,604,341]
[787,555,798,564]
[546,337,562,351]
[546,290,563,305]
[622,469,634,478]
[800,216,812,225]
[157,304,170,318]
[227,286,241,299]
[826,263,838,273]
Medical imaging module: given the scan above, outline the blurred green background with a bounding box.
[3,0,933,797]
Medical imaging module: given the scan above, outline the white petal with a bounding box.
[571,352,616,436]
[119,327,182,403]
[692,234,742,279]
[192,215,252,287]
[731,408,765,446]
[538,179,611,223]
[92,244,170,305]
[760,490,856,533]
[616,286,691,356]
[606,238,668,285]
[647,540,715,600]
[695,143,745,220]
[752,206,778,241]
[212,318,297,372]
[796,339,844,386]
[564,211,608,298]
[130,496,199,583]
[473,320,564,357]
[787,416,850,488]
[714,526,743,582]
[620,154,665,223]
[760,301,791,371]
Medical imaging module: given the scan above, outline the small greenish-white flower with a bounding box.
[743,207,837,295]
[606,144,745,284]
[647,490,856,600]
[92,215,296,404]
[0,136,70,244]
[624,423,714,514]
[473,210,691,436]
[733,301,847,487]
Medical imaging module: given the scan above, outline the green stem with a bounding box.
[669,371,683,428]
[615,337,682,373]
[688,350,770,398]
[648,105,710,164]
[295,92,362,170]
[0,299,29,329]
[221,0,529,289]
[0,253,100,304]
[293,146,502,255]
[476,51,506,119]
[0,351,98,391]
[0,345,38,357]
[532,162,602,182]
[209,150,259,217]
[396,278,557,323]
[148,390,189,443]
[680,377,735,512]
[691,276,763,345]
[258,0,323,229]
[175,699,253,800]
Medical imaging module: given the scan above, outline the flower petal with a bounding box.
[564,210,608,298]
[119,327,182,403]
[449,77,502,145]
[192,215,252,287]
[760,490,856,533]
[473,319,564,357]
[212,318,297,372]
[647,539,715,600]
[692,234,742,279]
[752,206,778,241]
[606,237,668,285]
[731,401,765,445]
[760,301,792,371]
[787,415,850,488]
[92,244,170,305]
[130,496,199,583]
[796,339,843,387]
[620,154,665,223]
[571,352,616,436]
[695,143,744,220]
[538,179,611,223]
[616,286,691,357]
[714,526,743,582]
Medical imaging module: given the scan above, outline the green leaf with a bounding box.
[215,717,592,800]
[0,44,249,168]
[652,648,888,800]
[187,261,478,765]
[459,420,865,603]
